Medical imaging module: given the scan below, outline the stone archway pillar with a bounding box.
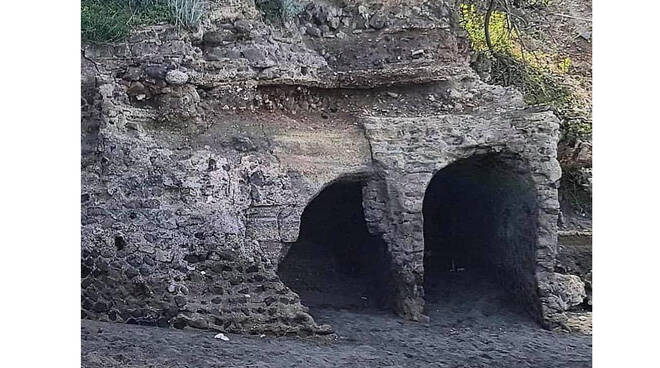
[363,172,433,321]
[360,111,584,327]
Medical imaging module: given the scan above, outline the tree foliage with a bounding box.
[460,0,591,141]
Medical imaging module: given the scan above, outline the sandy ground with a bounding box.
[82,271,591,367]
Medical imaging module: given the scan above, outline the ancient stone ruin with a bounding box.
[81,0,587,335]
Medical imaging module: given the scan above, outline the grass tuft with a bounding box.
[169,0,207,29]
[81,0,206,43]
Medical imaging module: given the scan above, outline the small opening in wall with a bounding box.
[115,236,126,251]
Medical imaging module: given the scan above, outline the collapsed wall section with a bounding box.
[81,81,374,334]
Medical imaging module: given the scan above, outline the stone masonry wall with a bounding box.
[360,111,583,325]
[81,0,586,334]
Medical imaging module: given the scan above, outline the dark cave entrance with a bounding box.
[278,179,393,312]
[423,154,541,320]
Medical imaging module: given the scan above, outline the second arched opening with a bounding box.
[423,153,541,323]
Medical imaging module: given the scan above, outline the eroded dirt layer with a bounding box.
[82,272,591,368]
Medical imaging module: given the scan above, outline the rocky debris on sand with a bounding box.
[411,49,425,58]
[542,273,586,311]
[214,333,230,341]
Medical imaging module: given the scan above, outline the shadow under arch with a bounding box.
[422,152,542,322]
[277,173,394,313]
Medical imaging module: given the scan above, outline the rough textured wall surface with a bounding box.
[81,0,586,334]
[359,111,581,324]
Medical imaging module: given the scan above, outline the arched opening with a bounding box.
[278,179,393,313]
[423,153,540,323]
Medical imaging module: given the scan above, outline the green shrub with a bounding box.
[561,166,592,214]
[459,2,591,142]
[460,3,512,54]
[459,1,591,210]
[255,0,304,23]
[81,0,206,43]
[82,0,134,43]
